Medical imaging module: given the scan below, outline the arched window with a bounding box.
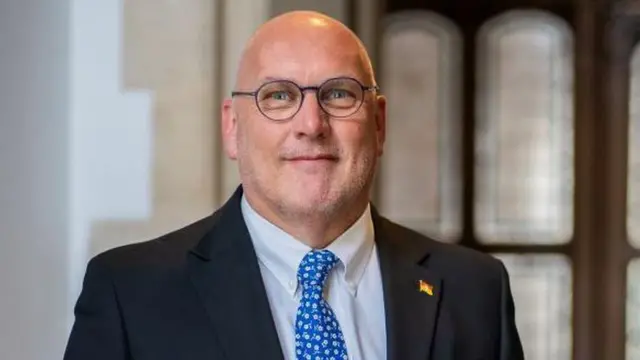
[475,10,574,245]
[476,10,574,360]
[378,11,463,242]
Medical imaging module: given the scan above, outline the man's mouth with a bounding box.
[287,154,338,161]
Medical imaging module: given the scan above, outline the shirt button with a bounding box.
[288,280,296,290]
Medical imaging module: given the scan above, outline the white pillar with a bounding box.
[68,0,154,307]
[68,0,222,347]
[0,0,71,359]
[219,0,271,199]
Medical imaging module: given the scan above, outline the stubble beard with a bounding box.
[239,153,376,230]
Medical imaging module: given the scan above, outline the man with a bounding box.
[64,10,524,360]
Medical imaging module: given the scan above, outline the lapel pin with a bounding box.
[418,279,434,296]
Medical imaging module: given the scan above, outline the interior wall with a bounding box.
[0,0,71,358]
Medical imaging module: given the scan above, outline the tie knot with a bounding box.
[297,250,339,290]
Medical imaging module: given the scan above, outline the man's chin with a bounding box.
[280,192,338,215]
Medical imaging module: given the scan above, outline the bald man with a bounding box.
[64,11,524,360]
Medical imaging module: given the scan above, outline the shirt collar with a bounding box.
[241,194,375,297]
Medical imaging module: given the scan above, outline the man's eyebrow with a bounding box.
[257,74,365,84]
[259,76,295,83]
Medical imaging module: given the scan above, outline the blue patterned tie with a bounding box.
[294,250,349,360]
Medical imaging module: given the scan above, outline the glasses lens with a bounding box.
[256,81,301,120]
[318,78,364,117]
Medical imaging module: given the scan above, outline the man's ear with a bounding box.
[221,98,238,160]
[374,95,387,157]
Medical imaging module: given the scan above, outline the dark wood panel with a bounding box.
[382,0,574,26]
[374,0,627,359]
[603,7,638,358]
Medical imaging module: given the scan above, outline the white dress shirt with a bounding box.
[241,195,387,360]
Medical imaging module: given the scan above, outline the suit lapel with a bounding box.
[187,187,284,360]
[373,209,443,360]
[184,188,443,360]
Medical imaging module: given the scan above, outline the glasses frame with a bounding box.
[231,76,380,121]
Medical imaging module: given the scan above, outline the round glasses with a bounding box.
[231,77,379,121]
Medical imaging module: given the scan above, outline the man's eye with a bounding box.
[326,89,349,99]
[269,91,290,100]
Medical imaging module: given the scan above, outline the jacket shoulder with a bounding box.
[381,217,505,278]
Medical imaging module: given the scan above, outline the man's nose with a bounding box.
[291,92,330,139]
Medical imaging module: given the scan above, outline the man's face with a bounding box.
[222,26,386,219]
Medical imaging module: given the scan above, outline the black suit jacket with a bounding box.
[64,186,524,360]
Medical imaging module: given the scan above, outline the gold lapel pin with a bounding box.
[418,279,434,296]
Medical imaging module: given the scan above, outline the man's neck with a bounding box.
[243,192,369,249]
[286,206,367,249]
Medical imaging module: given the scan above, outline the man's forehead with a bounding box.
[250,41,367,85]
[254,65,367,86]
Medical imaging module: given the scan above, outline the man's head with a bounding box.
[221,11,386,244]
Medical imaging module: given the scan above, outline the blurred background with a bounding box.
[0,0,638,359]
